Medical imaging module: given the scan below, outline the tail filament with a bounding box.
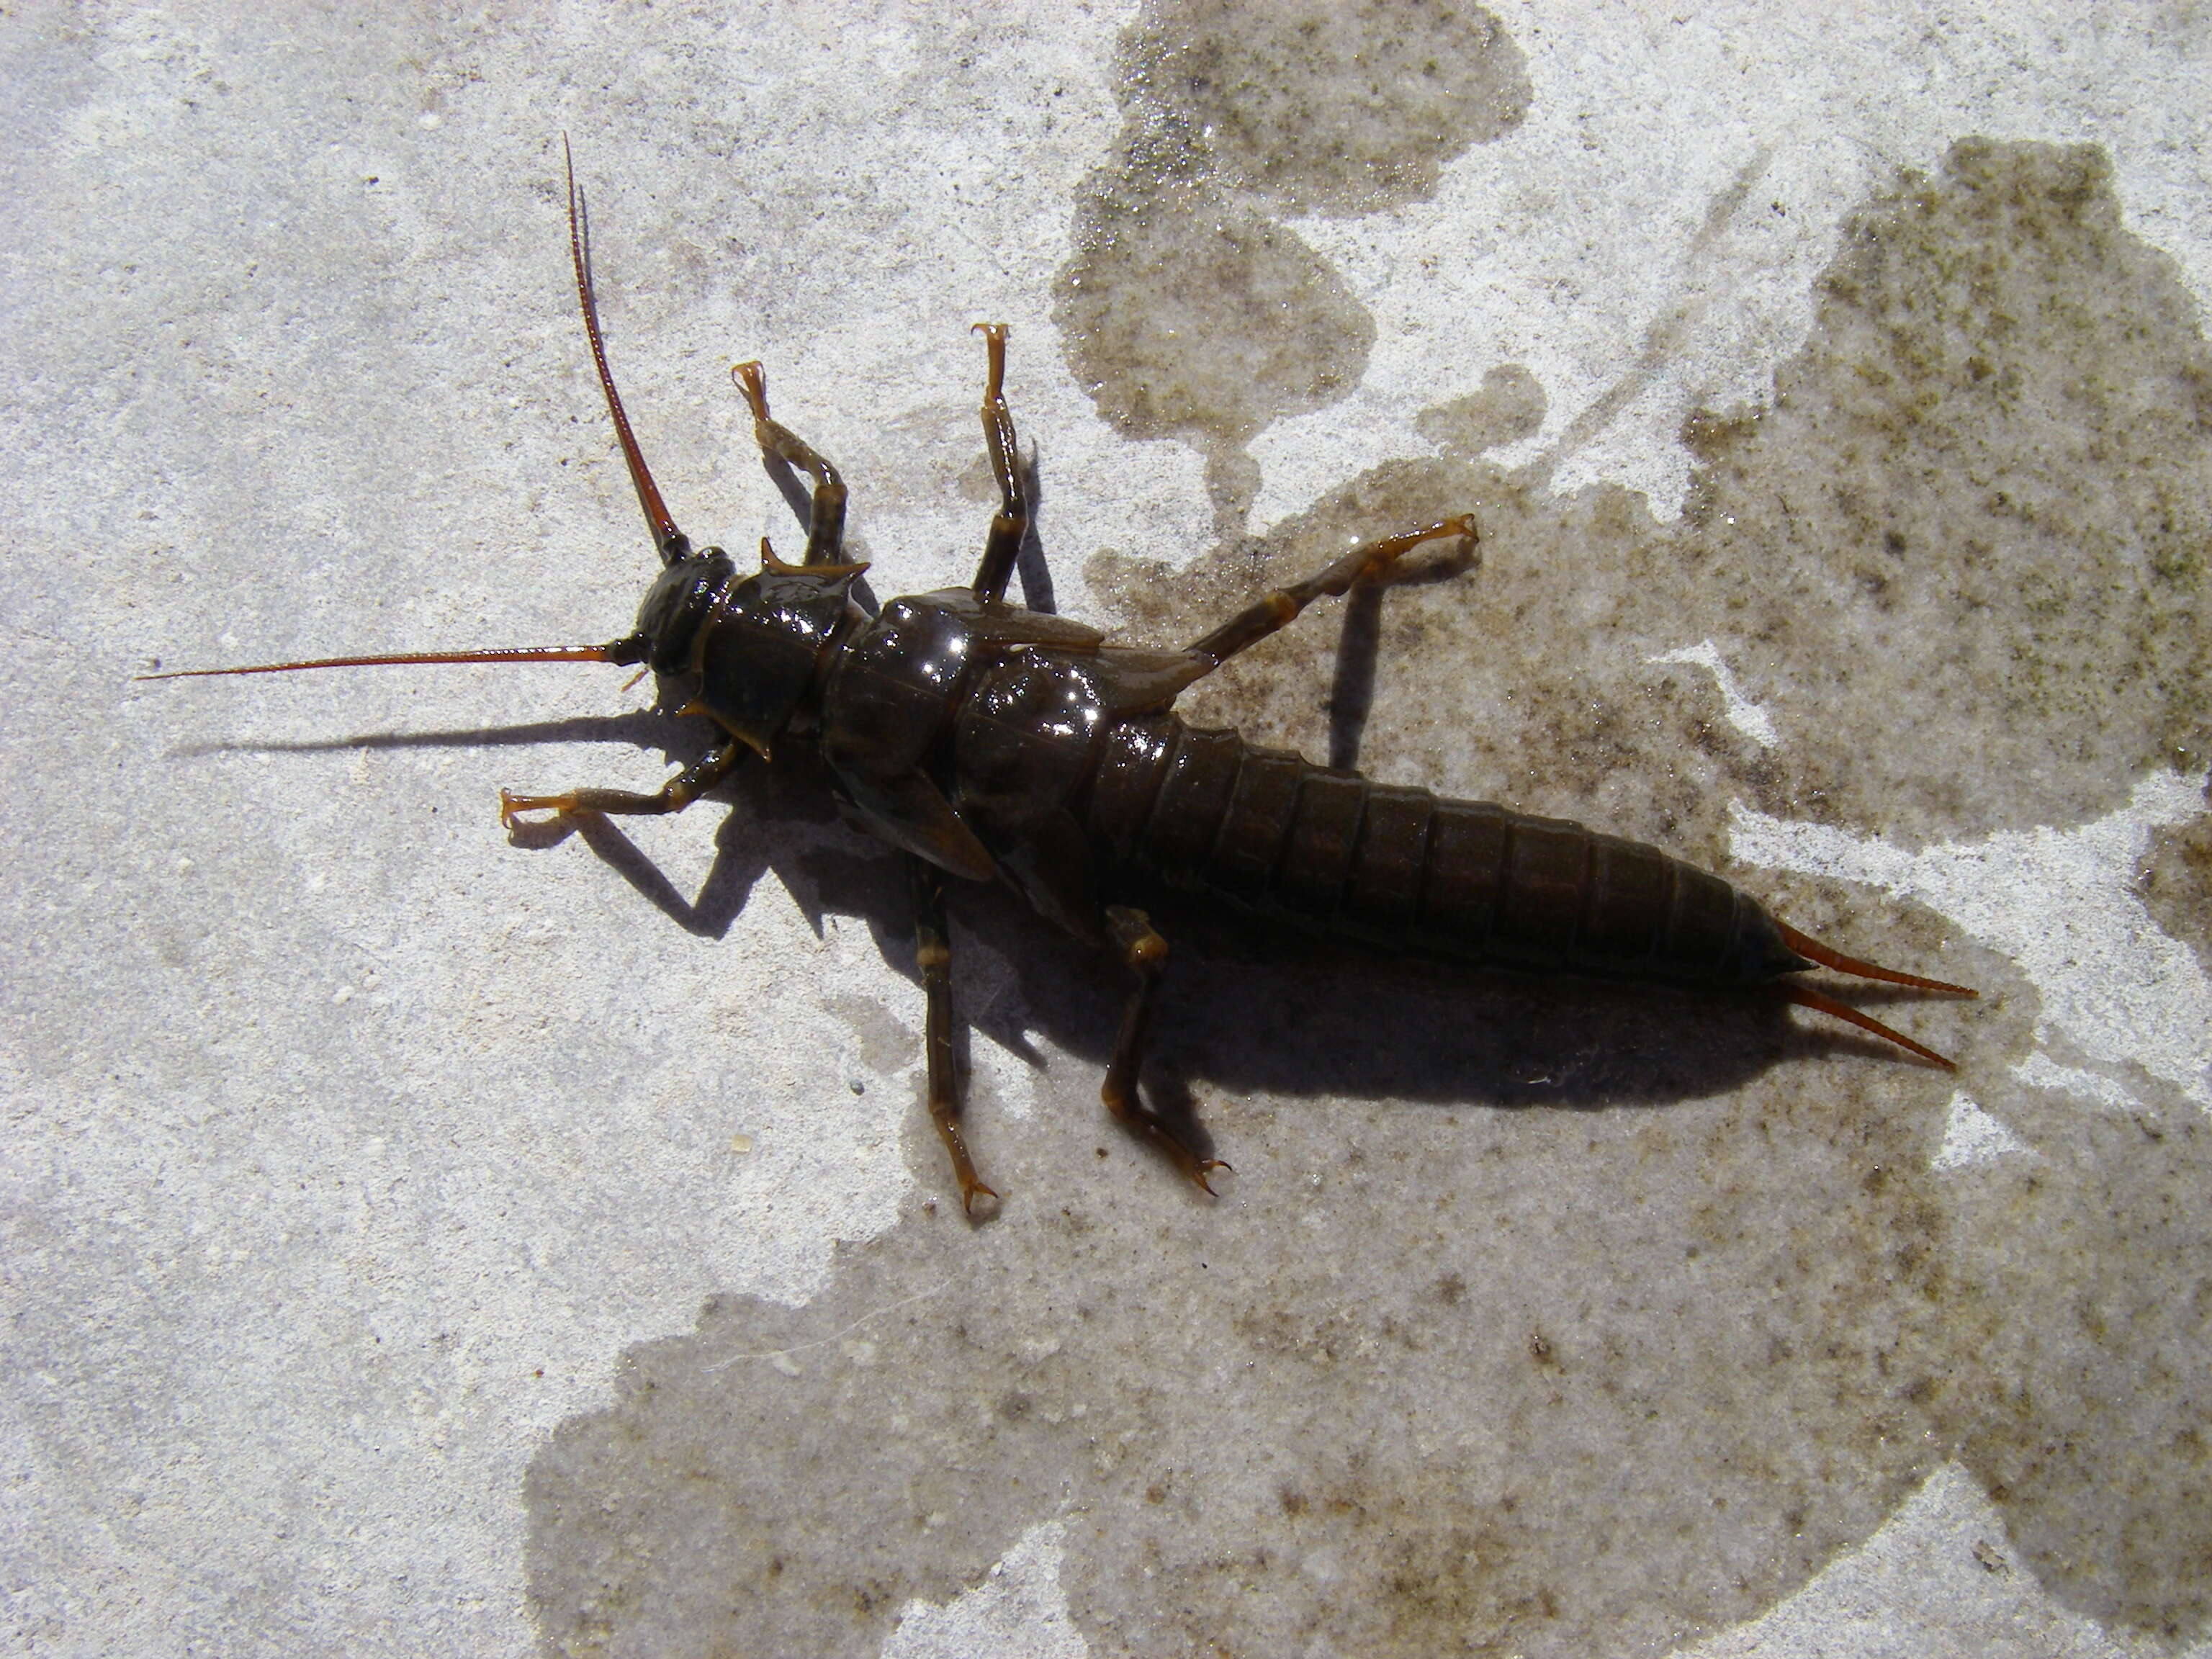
[1773,920,1976,1068]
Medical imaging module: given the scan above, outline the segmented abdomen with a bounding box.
[1080,716,1798,986]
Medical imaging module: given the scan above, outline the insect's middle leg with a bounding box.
[731,360,849,566]
[1183,516,1477,676]
[1101,906,1226,1194]
[498,740,742,828]
[966,323,1028,603]
[912,856,998,1217]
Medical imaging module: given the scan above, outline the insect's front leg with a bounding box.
[730,360,849,567]
[1101,906,1228,1195]
[498,739,743,828]
[911,855,999,1218]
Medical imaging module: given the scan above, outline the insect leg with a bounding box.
[1184,516,1478,675]
[1100,906,1227,1194]
[498,740,743,829]
[912,856,999,1215]
[966,323,1028,603]
[729,360,850,566]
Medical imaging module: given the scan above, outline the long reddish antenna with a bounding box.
[565,135,689,565]
[136,644,618,681]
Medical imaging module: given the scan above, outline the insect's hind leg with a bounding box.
[498,740,742,828]
[1101,907,1227,1194]
[966,323,1028,603]
[730,361,850,566]
[912,857,999,1218]
[1184,516,1478,676]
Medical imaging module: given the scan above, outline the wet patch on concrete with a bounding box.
[1668,138,2212,842]
[1100,140,2210,862]
[2136,804,2212,972]
[527,1037,1959,1658]
[524,126,2212,1659]
[1933,1079,2212,1639]
[1119,0,1529,217]
[823,993,921,1078]
[1055,0,1530,531]
[1416,362,1549,458]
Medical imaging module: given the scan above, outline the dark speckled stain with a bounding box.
[1936,1099,2212,1638]
[528,1065,1953,1658]
[1133,140,2208,855]
[2137,809,2212,973]
[1055,0,1530,534]
[522,89,2212,1659]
